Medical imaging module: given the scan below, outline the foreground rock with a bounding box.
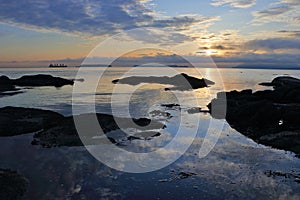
[0,169,29,200]
[0,107,165,147]
[208,76,300,155]
[0,106,65,136]
[112,73,214,90]
[0,74,74,96]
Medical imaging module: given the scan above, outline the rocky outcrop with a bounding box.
[6,74,74,87]
[0,169,29,200]
[0,106,65,136]
[207,76,300,156]
[0,107,165,147]
[0,74,74,96]
[112,73,214,90]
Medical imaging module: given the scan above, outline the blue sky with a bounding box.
[0,0,299,67]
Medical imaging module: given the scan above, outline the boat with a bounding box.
[49,63,68,68]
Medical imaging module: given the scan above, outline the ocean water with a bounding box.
[1,67,300,199]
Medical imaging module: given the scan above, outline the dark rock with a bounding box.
[207,76,300,155]
[178,171,196,179]
[112,73,214,90]
[161,103,180,108]
[149,110,171,118]
[0,106,65,136]
[0,74,74,97]
[12,74,74,87]
[133,131,161,140]
[259,76,300,89]
[33,113,166,147]
[187,107,202,114]
[0,169,29,200]
[264,170,300,184]
[0,106,166,147]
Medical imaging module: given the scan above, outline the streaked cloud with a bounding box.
[211,0,256,8]
[252,0,300,26]
[210,45,235,50]
[277,30,300,38]
[246,38,300,50]
[212,52,300,67]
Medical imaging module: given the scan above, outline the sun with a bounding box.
[196,49,219,56]
[205,49,219,56]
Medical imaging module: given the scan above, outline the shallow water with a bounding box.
[0,67,300,199]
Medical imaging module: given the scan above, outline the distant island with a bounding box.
[49,63,68,68]
[234,64,300,70]
[133,64,189,68]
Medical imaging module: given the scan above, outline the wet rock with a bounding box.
[264,170,300,184]
[133,131,161,140]
[207,76,300,155]
[178,171,196,179]
[0,169,29,200]
[149,110,171,118]
[112,73,214,90]
[0,106,65,136]
[33,114,165,147]
[161,103,180,108]
[187,107,206,114]
[0,106,166,147]
[259,76,300,89]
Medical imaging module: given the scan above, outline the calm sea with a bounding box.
[0,67,300,199]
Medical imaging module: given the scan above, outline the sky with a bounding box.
[0,0,299,68]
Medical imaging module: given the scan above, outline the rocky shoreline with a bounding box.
[208,76,300,156]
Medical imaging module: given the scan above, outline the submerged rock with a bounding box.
[112,73,214,90]
[186,107,208,114]
[149,110,171,118]
[207,76,300,155]
[264,170,300,184]
[0,169,29,200]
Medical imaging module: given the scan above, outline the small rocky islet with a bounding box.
[0,74,74,96]
[112,73,215,90]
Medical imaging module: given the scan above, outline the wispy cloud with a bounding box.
[252,0,300,26]
[277,30,300,38]
[211,0,256,8]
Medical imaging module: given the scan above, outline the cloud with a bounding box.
[210,45,235,50]
[211,0,256,8]
[278,30,300,38]
[252,6,290,22]
[252,0,300,26]
[0,0,217,39]
[212,53,300,66]
[246,38,300,50]
[150,15,219,31]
